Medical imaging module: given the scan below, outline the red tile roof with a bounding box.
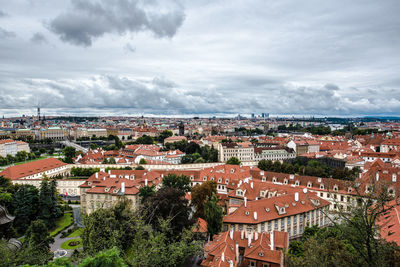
[0,158,67,180]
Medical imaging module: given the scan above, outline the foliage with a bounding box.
[204,193,223,240]
[164,141,218,163]
[38,177,62,229]
[191,181,217,219]
[226,157,241,165]
[161,173,191,193]
[138,185,155,203]
[82,198,136,255]
[135,165,145,170]
[70,167,100,177]
[134,135,154,144]
[80,247,127,267]
[156,130,173,143]
[144,187,193,237]
[63,146,76,163]
[49,213,73,237]
[12,185,39,235]
[258,158,361,181]
[16,220,54,266]
[139,158,147,164]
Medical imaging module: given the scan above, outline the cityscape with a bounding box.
[1,1,400,267]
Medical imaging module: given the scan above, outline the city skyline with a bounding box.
[1,0,400,117]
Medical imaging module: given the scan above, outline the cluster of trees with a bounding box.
[234,127,264,136]
[0,176,62,237]
[102,157,116,164]
[163,140,218,163]
[70,166,133,177]
[258,159,361,181]
[226,157,241,165]
[0,151,38,166]
[286,184,400,267]
[63,146,76,163]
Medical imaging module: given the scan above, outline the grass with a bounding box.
[13,156,48,166]
[49,212,74,237]
[67,228,83,238]
[60,238,82,250]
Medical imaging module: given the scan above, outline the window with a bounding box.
[294,227,297,235]
[268,221,272,231]
[261,223,265,232]
[249,261,256,267]
[239,224,243,230]
[274,220,278,230]
[281,219,284,230]
[287,217,291,226]
[294,216,297,224]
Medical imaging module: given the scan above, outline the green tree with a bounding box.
[108,157,116,164]
[135,165,145,170]
[191,181,217,219]
[139,158,147,165]
[138,185,155,203]
[204,193,223,240]
[80,247,127,267]
[12,185,39,235]
[157,130,173,143]
[134,135,154,145]
[63,146,76,163]
[38,177,62,228]
[144,187,193,237]
[226,157,241,165]
[16,220,54,265]
[161,173,191,193]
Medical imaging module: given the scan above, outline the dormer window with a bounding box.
[211,177,215,181]
[113,189,118,193]
[203,176,207,181]
[130,175,135,180]
[245,211,250,215]
[333,185,338,192]
[190,175,194,181]
[225,179,229,184]
[348,187,353,193]
[295,180,300,186]
[260,191,265,197]
[272,177,277,183]
[218,178,222,183]
[119,175,123,178]
[280,208,285,214]
[320,184,324,190]
[262,177,266,182]
[307,182,312,188]
[283,179,288,185]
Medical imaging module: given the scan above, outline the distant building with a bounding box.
[0,139,30,157]
[164,135,187,145]
[179,121,185,136]
[218,142,254,162]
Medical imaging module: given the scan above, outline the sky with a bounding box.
[0,0,400,117]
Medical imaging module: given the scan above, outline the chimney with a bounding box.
[270,231,274,250]
[100,168,105,172]
[244,197,247,208]
[393,173,397,183]
[241,230,244,240]
[108,170,111,174]
[376,172,379,181]
[95,173,98,179]
[253,211,257,221]
[221,252,225,262]
[251,182,253,189]
[230,229,234,240]
[248,232,252,247]
[235,242,239,262]
[121,182,125,194]
[294,192,299,202]
[145,178,148,186]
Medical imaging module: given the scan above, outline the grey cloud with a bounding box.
[48,0,185,46]
[0,10,7,17]
[0,27,16,39]
[30,32,47,44]
[1,76,400,116]
[124,43,136,53]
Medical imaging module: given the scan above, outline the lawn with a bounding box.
[67,228,83,238]
[49,212,74,237]
[14,156,48,166]
[60,238,82,250]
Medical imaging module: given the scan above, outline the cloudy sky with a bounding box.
[0,0,400,117]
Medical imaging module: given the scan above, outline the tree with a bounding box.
[139,158,147,165]
[16,220,54,266]
[144,187,193,237]
[138,185,155,203]
[135,165,145,170]
[108,157,116,164]
[38,177,62,228]
[191,181,217,219]
[226,157,241,165]
[162,173,191,193]
[205,193,223,240]
[157,130,173,143]
[12,185,39,235]
[134,135,154,145]
[63,146,76,163]
[82,199,136,255]
[80,247,127,267]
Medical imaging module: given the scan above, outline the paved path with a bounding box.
[50,225,81,257]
